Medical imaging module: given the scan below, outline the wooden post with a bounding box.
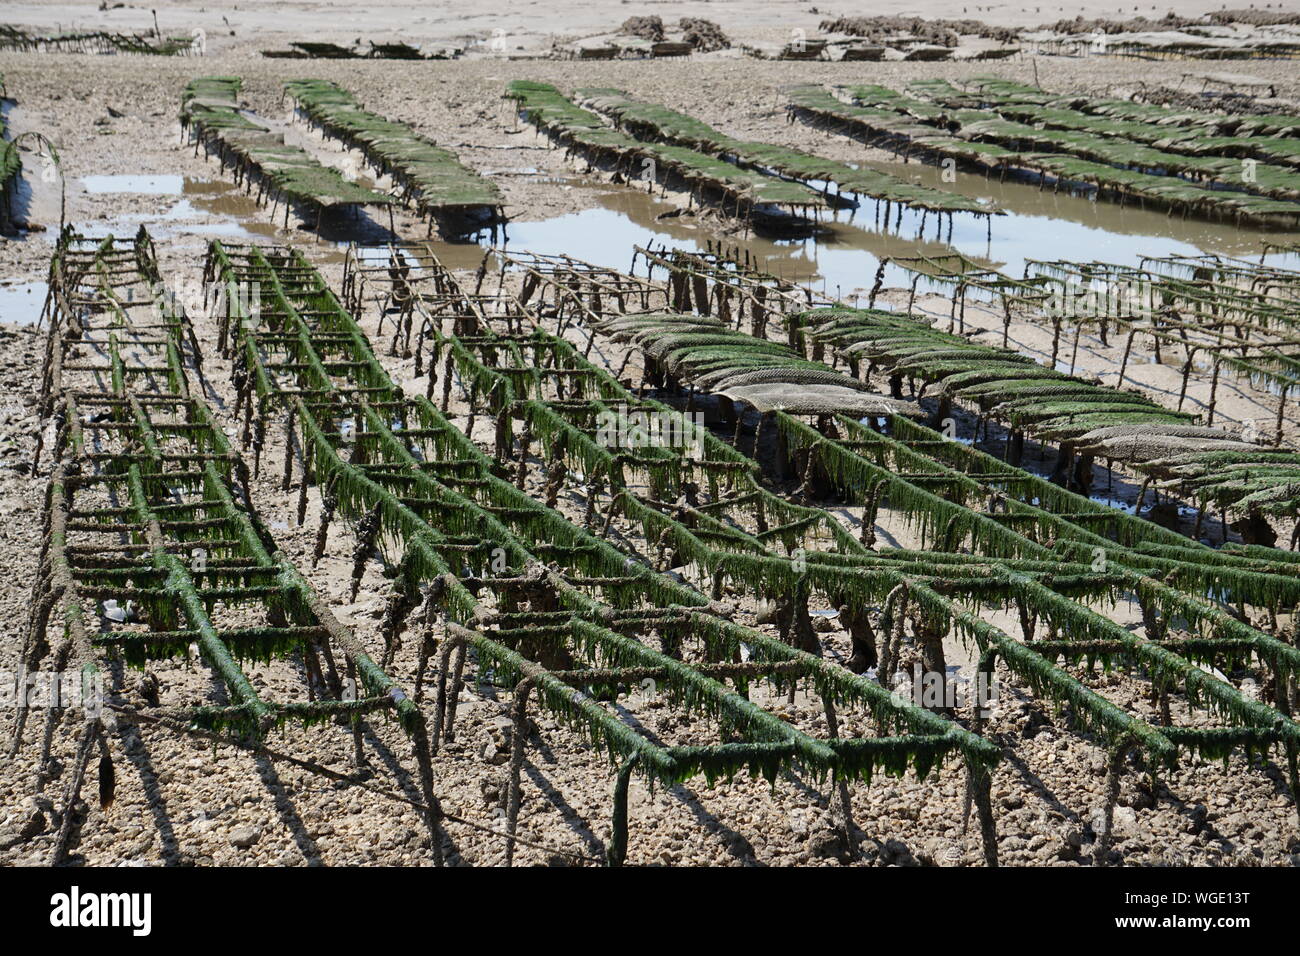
[606,756,639,866]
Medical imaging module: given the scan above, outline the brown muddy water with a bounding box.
[61,176,290,243]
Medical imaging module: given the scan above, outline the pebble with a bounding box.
[229,825,262,849]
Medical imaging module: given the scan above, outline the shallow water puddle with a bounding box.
[503,185,861,289]
[67,212,276,243]
[349,238,491,273]
[64,177,281,242]
[0,281,49,326]
[81,174,185,195]
[497,167,1300,301]
[855,154,1296,258]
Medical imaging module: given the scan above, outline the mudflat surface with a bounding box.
[2,6,1300,868]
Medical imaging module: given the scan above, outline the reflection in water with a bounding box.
[853,155,1299,260]
[64,178,286,243]
[65,176,395,244]
[501,186,899,300]
[183,177,395,243]
[348,235,493,272]
[181,179,282,240]
[487,168,1300,300]
[69,162,1299,301]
